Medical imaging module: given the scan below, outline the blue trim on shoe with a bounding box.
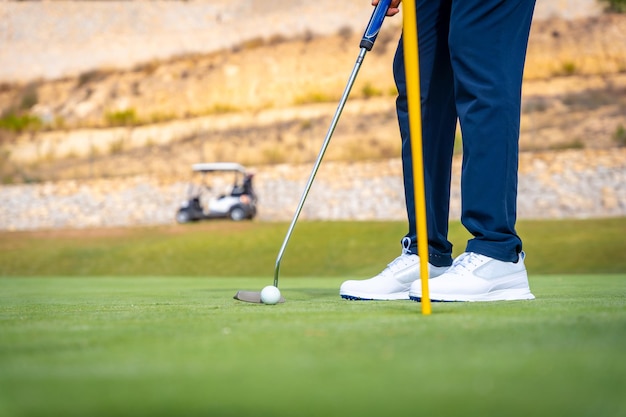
[341,294,376,301]
[409,295,449,303]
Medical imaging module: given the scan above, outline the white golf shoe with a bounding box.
[340,238,449,300]
[409,251,535,302]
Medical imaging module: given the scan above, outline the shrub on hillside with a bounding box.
[599,0,626,12]
[0,112,41,133]
[105,109,138,126]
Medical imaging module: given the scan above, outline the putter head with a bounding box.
[233,290,286,304]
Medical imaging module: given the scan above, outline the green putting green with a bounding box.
[1,275,625,417]
[1,219,625,416]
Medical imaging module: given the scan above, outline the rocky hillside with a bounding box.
[0,4,625,184]
[0,0,605,83]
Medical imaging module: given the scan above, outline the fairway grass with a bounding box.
[1,275,625,417]
[2,218,626,277]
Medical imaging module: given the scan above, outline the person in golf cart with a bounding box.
[175,163,257,223]
[231,172,255,198]
[340,0,536,302]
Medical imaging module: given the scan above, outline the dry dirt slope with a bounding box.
[0,0,605,83]
[0,12,625,182]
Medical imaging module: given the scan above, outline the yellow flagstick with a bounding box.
[402,1,431,315]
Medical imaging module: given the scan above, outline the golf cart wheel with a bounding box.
[176,210,191,224]
[229,206,246,221]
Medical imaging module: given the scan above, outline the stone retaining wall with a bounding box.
[1,149,624,231]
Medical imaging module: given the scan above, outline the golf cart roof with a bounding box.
[192,162,247,173]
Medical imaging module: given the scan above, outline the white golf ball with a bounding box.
[260,285,281,305]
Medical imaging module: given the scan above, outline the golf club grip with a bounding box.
[360,0,393,51]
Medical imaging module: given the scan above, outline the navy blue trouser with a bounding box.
[394,0,536,265]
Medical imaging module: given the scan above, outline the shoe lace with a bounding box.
[386,237,414,272]
[401,236,411,256]
[450,252,482,274]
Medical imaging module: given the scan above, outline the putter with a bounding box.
[234,0,392,303]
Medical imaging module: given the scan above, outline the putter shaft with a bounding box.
[273,48,368,287]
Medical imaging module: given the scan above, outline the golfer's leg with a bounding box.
[394,0,456,267]
[449,0,536,262]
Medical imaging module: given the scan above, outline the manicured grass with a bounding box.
[1,218,625,277]
[1,219,625,416]
[0,275,625,417]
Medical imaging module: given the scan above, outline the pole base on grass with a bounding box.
[233,291,286,304]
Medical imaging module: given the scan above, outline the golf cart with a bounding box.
[175,162,257,223]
